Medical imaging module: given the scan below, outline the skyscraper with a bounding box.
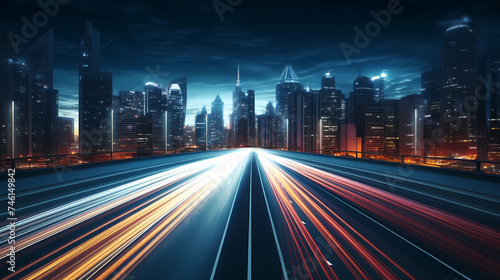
[421,69,440,121]
[25,29,58,156]
[297,89,320,152]
[276,65,303,149]
[168,77,187,130]
[231,64,245,147]
[319,72,343,151]
[58,117,75,154]
[400,95,425,156]
[487,60,500,161]
[439,24,477,158]
[80,21,101,75]
[115,90,150,152]
[144,83,167,151]
[257,102,280,149]
[208,95,224,149]
[195,106,207,151]
[0,59,31,159]
[421,69,440,156]
[372,73,386,103]
[350,76,376,153]
[79,21,113,153]
[350,76,375,139]
[247,89,256,147]
[383,99,400,155]
[340,124,360,154]
[363,105,385,154]
[167,83,185,150]
[184,125,196,147]
[230,64,255,147]
[276,65,302,118]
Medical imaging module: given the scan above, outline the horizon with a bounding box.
[2,0,499,134]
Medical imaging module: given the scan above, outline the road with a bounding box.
[0,149,499,279]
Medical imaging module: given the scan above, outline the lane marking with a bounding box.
[270,152,500,217]
[269,151,500,204]
[304,160,500,217]
[210,156,249,280]
[255,156,289,280]
[280,165,473,280]
[247,154,253,280]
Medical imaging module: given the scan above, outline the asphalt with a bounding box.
[0,149,498,279]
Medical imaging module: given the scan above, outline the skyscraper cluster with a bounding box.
[423,24,500,160]
[0,29,72,159]
[1,20,498,162]
[193,65,253,151]
[112,78,187,155]
[0,21,189,160]
[252,23,499,161]
[229,64,256,148]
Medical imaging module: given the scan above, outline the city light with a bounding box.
[0,3,498,279]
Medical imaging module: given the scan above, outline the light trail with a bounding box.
[257,150,500,279]
[1,149,497,279]
[257,151,415,280]
[2,150,250,279]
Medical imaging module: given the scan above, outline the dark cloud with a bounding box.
[1,0,499,125]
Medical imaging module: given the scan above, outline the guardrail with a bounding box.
[271,148,500,175]
[0,149,195,173]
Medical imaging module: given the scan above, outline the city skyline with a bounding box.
[2,0,499,131]
[1,2,500,279]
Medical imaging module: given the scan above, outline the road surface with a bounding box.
[1,149,498,279]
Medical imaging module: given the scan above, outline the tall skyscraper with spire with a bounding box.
[230,63,255,147]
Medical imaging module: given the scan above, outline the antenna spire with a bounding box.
[237,62,240,87]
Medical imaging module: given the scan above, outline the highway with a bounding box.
[1,149,499,279]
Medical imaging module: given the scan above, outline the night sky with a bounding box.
[1,0,500,127]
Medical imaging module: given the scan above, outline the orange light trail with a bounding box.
[1,150,251,280]
[258,151,500,279]
[257,152,416,280]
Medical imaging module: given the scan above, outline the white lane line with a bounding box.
[255,157,289,280]
[268,151,500,204]
[307,175,472,280]
[302,160,500,217]
[247,155,253,280]
[270,152,500,217]
[210,156,248,280]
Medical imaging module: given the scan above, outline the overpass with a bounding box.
[1,149,499,279]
